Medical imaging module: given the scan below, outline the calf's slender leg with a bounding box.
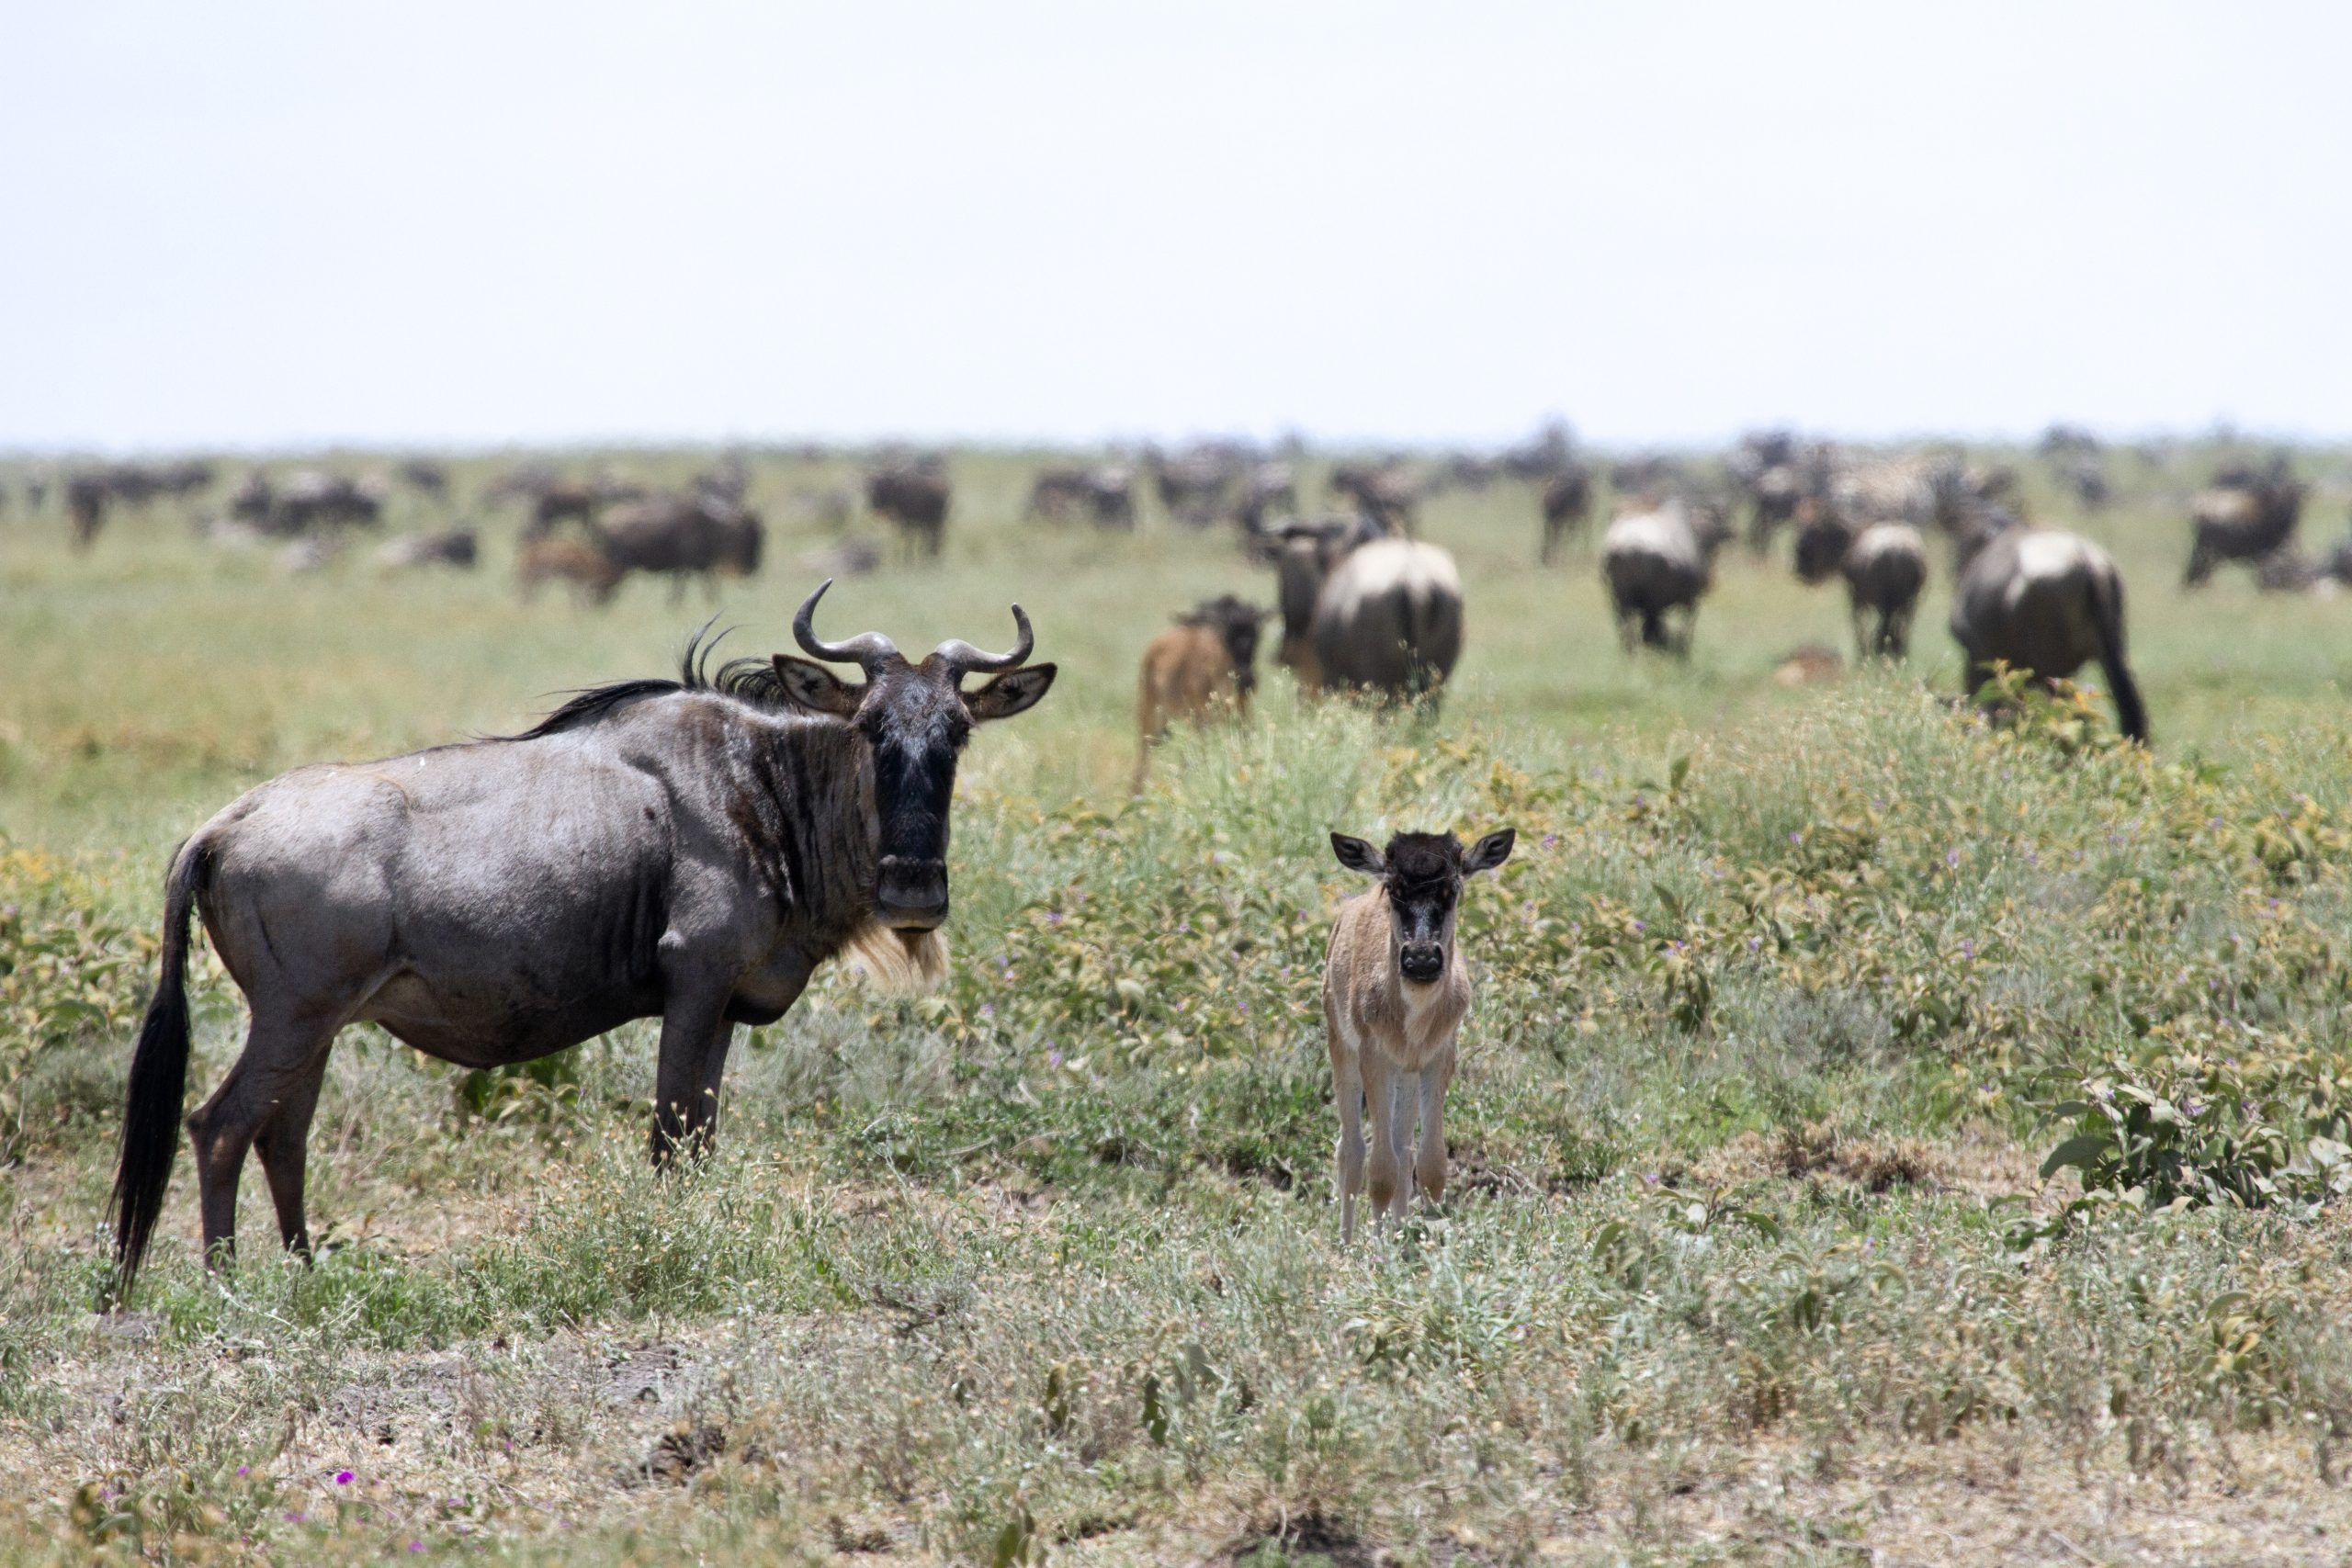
[1415,1045,1456,1206]
[1360,1050,1403,1229]
[1330,1038,1366,1244]
[1385,1068,1417,1222]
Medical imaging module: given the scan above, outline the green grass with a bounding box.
[5,443,2352,1562]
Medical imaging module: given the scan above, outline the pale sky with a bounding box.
[5,3,2346,454]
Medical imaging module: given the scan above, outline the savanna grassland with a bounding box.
[6,443,2352,1565]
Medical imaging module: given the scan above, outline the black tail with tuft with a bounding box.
[108,839,209,1300]
[2090,574,2149,744]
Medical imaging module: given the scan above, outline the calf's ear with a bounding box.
[966,663,1057,721]
[772,656,866,717]
[1330,833,1385,876]
[1464,828,1517,874]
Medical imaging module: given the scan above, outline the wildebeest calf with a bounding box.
[1324,827,1515,1242]
[1133,594,1267,789]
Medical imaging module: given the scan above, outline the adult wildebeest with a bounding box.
[397,459,453,509]
[1794,505,1927,660]
[66,474,109,550]
[1133,593,1268,789]
[868,464,951,560]
[2184,462,2305,587]
[1950,515,2146,741]
[1311,538,1464,705]
[1269,517,1368,677]
[1324,826,1515,1242]
[264,471,385,536]
[1148,448,1238,527]
[597,493,764,601]
[1537,462,1593,564]
[107,585,1056,1293]
[1601,499,1731,655]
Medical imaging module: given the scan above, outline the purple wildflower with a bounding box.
[1945,848,1961,868]
[978,1002,994,1019]
[1046,1050,1063,1068]
[1541,833,1559,850]
[335,1470,354,1485]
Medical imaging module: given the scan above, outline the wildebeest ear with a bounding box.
[1330,833,1385,876]
[1464,828,1517,874]
[965,663,1057,721]
[771,655,865,717]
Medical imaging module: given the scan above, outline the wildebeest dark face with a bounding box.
[1792,507,1853,584]
[1188,593,1269,694]
[1330,827,1515,985]
[775,583,1055,931]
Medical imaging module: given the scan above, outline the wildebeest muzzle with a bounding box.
[1399,942,1446,984]
[876,854,950,931]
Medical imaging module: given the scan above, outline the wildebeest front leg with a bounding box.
[650,987,738,1165]
[1330,1040,1366,1244]
[1415,1045,1456,1207]
[1385,1069,1418,1221]
[1360,1051,1403,1229]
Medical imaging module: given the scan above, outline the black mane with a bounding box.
[513,624,803,739]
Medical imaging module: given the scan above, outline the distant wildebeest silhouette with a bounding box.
[2184,460,2305,587]
[596,493,764,602]
[1323,826,1515,1242]
[1601,498,1731,655]
[107,584,1056,1295]
[1538,462,1593,564]
[867,463,951,560]
[1949,513,2146,741]
[1133,593,1268,789]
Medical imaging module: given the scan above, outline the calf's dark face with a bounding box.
[1330,828,1516,986]
[775,656,1056,931]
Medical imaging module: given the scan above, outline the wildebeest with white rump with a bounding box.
[1323,827,1515,1242]
[1600,498,1731,655]
[1310,538,1464,706]
[1949,515,2146,741]
[107,583,1056,1294]
[1792,505,1928,660]
[1133,593,1268,789]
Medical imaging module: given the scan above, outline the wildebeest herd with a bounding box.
[8,425,2338,1281]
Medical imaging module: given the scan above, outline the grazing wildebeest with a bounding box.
[2184,462,2305,587]
[66,473,110,550]
[515,533,626,606]
[373,528,478,571]
[265,471,385,536]
[1537,462,1594,564]
[1600,499,1731,655]
[1133,593,1268,788]
[1794,504,1927,660]
[1311,538,1464,706]
[868,464,951,560]
[1323,827,1515,1242]
[1950,515,2146,741]
[597,493,765,601]
[107,584,1055,1292]
[396,459,453,509]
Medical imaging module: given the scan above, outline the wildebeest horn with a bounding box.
[793,580,900,672]
[933,604,1034,675]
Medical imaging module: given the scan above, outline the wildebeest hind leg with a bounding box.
[254,1051,333,1258]
[187,1010,341,1269]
